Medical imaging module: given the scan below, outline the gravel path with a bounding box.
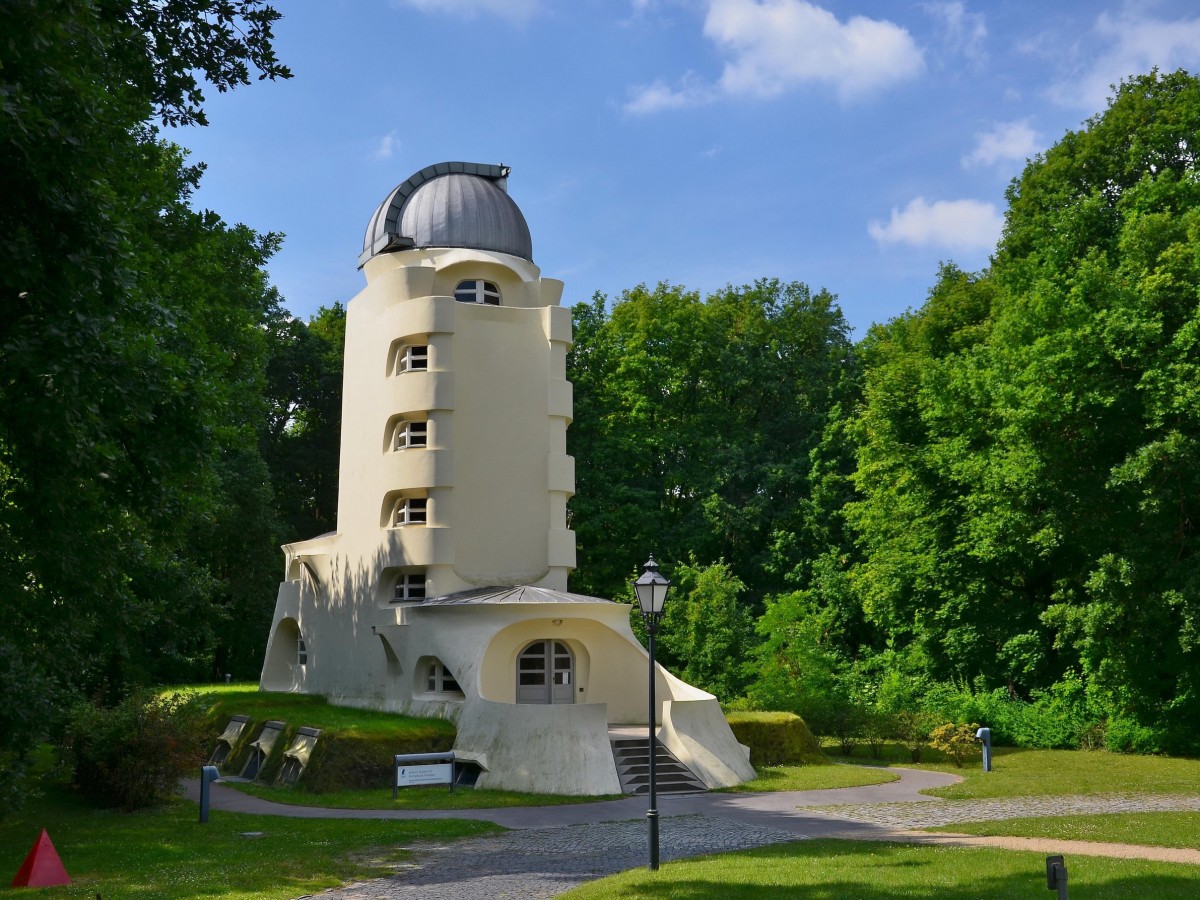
[184,772,1200,898]
[319,815,810,899]
[813,792,1200,828]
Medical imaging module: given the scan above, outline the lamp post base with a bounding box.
[647,808,659,870]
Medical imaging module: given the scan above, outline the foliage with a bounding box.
[891,709,939,762]
[724,711,826,766]
[655,558,755,701]
[0,0,290,805]
[568,279,854,605]
[263,303,346,543]
[845,70,1200,753]
[63,691,209,810]
[929,722,982,768]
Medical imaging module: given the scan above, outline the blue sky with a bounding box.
[173,0,1200,335]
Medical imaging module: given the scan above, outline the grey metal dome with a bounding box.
[359,162,533,267]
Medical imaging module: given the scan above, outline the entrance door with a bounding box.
[516,640,575,704]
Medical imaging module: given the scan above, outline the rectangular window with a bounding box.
[394,420,428,450]
[397,344,429,373]
[393,572,426,603]
[427,662,461,693]
[296,639,308,667]
[394,497,427,526]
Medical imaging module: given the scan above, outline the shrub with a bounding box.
[893,710,938,762]
[725,711,827,766]
[63,691,208,810]
[929,722,981,768]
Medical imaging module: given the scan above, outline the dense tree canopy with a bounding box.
[0,0,290,806]
[846,70,1200,752]
[568,279,855,604]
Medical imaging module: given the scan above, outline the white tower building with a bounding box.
[259,162,754,793]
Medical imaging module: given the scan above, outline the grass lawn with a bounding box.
[0,779,497,899]
[558,839,1200,898]
[827,742,1200,800]
[926,811,1200,850]
[172,683,457,741]
[231,781,622,809]
[721,762,898,793]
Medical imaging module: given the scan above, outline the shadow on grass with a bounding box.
[565,840,1200,899]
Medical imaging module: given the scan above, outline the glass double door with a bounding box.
[516,640,574,704]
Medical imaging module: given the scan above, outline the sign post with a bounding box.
[393,751,455,798]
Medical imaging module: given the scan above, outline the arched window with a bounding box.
[454,279,501,305]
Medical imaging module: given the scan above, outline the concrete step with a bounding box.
[609,735,707,795]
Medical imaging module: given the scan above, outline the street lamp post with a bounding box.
[633,555,671,871]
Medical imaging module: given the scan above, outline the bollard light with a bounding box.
[633,555,671,871]
[976,726,992,773]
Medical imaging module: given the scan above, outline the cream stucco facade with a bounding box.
[259,162,754,794]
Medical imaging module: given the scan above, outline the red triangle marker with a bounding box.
[11,828,71,887]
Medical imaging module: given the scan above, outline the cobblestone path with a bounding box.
[316,814,809,900]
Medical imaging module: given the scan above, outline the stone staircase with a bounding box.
[610,734,707,795]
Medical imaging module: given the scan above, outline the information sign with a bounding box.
[396,763,453,787]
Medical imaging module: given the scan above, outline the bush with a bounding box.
[929,722,981,768]
[63,691,208,810]
[893,710,938,762]
[725,711,827,766]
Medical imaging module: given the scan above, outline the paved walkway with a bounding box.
[183,771,1200,899]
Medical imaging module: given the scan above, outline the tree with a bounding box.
[655,559,754,702]
[0,0,289,810]
[846,70,1200,752]
[567,279,854,605]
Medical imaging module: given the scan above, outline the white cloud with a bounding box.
[393,0,540,23]
[371,131,400,162]
[962,120,1039,168]
[1051,11,1200,109]
[868,197,1002,253]
[625,73,715,114]
[922,1,987,64]
[625,0,923,113]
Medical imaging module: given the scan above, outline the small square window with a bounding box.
[427,661,461,693]
[393,572,426,603]
[393,496,427,526]
[397,344,428,373]
[394,420,428,450]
